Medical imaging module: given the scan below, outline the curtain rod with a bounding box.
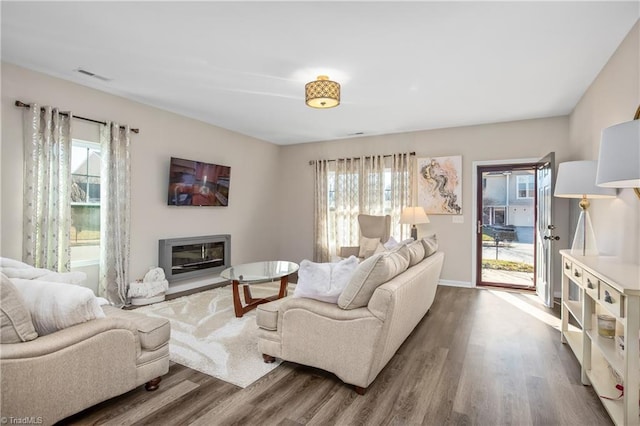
[14,100,140,134]
[309,152,415,166]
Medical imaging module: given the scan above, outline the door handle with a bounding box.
[477,221,483,234]
[543,235,560,241]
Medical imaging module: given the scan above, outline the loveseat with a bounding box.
[256,239,444,394]
[0,273,170,426]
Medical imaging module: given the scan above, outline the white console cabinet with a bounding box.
[560,250,640,425]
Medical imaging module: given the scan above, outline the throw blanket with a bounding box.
[10,278,105,335]
[128,267,168,298]
[0,257,86,284]
[128,280,168,298]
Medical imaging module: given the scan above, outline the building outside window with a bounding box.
[70,140,101,263]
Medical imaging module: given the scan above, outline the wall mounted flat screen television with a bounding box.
[168,157,231,206]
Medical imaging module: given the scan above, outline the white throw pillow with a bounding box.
[293,256,360,304]
[358,236,381,258]
[10,278,105,336]
[383,236,399,250]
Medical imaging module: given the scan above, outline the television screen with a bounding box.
[168,157,231,206]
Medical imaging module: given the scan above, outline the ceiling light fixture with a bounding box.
[305,75,340,109]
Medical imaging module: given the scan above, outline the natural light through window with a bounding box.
[70,139,101,264]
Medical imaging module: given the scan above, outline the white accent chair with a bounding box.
[339,214,391,258]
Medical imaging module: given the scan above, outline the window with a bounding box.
[516,174,535,199]
[482,206,507,226]
[323,159,409,259]
[327,169,397,214]
[70,140,101,262]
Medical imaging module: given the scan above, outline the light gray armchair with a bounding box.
[339,214,391,258]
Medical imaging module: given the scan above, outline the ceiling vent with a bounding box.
[75,68,111,82]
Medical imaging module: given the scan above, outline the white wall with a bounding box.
[276,117,571,285]
[1,63,282,291]
[569,21,640,263]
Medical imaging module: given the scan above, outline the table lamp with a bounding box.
[399,206,430,241]
[595,107,640,199]
[554,160,616,256]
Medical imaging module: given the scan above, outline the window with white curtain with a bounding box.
[70,139,101,265]
[314,153,412,262]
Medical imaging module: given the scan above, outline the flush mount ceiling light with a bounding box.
[305,75,340,109]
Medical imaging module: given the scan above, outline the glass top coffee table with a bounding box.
[220,261,299,318]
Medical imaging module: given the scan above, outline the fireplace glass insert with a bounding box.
[159,235,231,282]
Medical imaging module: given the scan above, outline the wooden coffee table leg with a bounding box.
[243,284,254,304]
[232,280,243,318]
[278,275,288,298]
[234,275,291,318]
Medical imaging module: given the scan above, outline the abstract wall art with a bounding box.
[417,156,462,215]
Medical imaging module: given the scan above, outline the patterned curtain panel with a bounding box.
[313,152,413,262]
[22,105,72,271]
[99,123,131,307]
[387,153,412,240]
[313,160,330,262]
[332,157,361,259]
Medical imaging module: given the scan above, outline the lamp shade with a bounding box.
[554,160,616,199]
[399,206,430,225]
[595,119,640,188]
[305,75,340,108]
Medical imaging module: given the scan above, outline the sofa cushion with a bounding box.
[406,240,426,267]
[102,306,170,351]
[0,273,38,343]
[293,256,359,303]
[391,243,411,264]
[358,236,381,259]
[338,245,410,310]
[421,234,438,258]
[383,237,414,250]
[11,278,105,336]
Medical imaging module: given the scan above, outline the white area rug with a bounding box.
[135,283,289,388]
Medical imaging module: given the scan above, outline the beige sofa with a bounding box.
[257,246,444,394]
[1,302,170,425]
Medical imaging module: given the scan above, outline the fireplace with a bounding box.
[159,234,230,282]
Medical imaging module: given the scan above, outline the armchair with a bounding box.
[1,302,170,425]
[339,214,391,258]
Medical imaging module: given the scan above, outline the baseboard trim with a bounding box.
[439,279,473,288]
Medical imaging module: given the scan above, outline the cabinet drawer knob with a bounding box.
[587,279,594,289]
[565,263,570,270]
[574,270,581,278]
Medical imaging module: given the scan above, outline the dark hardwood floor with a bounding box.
[60,286,612,425]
